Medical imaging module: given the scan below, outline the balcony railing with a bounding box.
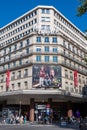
[0,60,32,73]
[61,61,87,75]
[61,52,87,67]
[0,58,86,75]
[0,50,86,68]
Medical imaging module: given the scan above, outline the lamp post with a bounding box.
[19,101,21,117]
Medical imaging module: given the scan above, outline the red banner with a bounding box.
[74,71,78,87]
[6,70,10,88]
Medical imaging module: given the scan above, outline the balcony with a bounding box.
[61,51,87,67]
[0,52,31,65]
[0,50,86,68]
[23,74,28,78]
[0,79,4,83]
[61,61,87,75]
[0,60,32,74]
[17,75,21,79]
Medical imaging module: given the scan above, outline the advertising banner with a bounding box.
[6,70,10,88]
[74,70,78,87]
[33,65,62,88]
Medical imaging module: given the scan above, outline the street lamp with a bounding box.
[19,101,21,117]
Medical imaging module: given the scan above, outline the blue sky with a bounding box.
[0,0,87,32]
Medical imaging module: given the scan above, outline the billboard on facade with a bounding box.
[33,65,62,88]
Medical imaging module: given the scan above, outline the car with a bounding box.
[79,117,87,130]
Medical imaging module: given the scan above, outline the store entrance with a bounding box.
[35,104,52,124]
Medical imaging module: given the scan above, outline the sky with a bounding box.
[0,0,87,32]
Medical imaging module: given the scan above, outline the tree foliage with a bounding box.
[77,0,87,16]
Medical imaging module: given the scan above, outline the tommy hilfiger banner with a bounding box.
[74,70,78,87]
[33,65,62,88]
[6,70,10,88]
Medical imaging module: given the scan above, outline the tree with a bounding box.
[77,0,87,16]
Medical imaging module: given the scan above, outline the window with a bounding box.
[42,9,50,14]
[4,48,6,54]
[24,69,28,77]
[4,57,6,62]
[18,71,21,78]
[63,40,66,47]
[44,46,49,52]
[65,70,68,78]
[18,82,21,89]
[24,81,28,89]
[41,17,50,22]
[36,37,41,42]
[12,84,15,90]
[19,59,22,65]
[53,47,57,53]
[0,86,3,91]
[11,72,15,80]
[26,39,29,45]
[9,47,11,52]
[70,71,73,80]
[44,37,49,42]
[20,42,23,48]
[65,82,69,91]
[13,61,16,67]
[8,63,10,69]
[79,86,81,94]
[41,25,50,31]
[68,43,71,50]
[53,56,58,62]
[36,56,41,62]
[52,37,57,43]
[36,47,41,52]
[14,44,17,50]
[26,48,29,54]
[44,56,49,62]
[1,75,4,82]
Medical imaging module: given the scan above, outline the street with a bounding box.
[0,124,79,130]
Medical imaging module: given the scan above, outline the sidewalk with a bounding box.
[0,121,79,129]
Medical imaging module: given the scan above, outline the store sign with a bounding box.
[33,65,62,88]
[37,105,46,110]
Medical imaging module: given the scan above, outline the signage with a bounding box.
[37,105,46,110]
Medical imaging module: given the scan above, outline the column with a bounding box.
[48,98,52,124]
[29,98,34,122]
[48,98,52,107]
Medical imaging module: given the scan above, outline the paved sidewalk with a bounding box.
[0,121,79,129]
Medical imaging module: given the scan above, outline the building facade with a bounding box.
[0,6,87,122]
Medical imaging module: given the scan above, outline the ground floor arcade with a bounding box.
[0,89,87,123]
